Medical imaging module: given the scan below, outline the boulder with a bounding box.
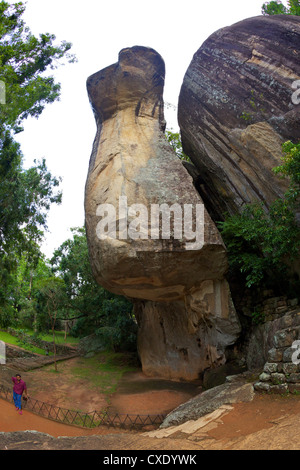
[160,380,255,428]
[134,288,241,380]
[85,46,241,380]
[77,334,106,357]
[178,15,300,221]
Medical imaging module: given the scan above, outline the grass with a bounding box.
[38,330,79,345]
[25,350,140,412]
[70,351,138,395]
[0,328,79,356]
[12,328,79,346]
[0,330,46,355]
[0,330,20,347]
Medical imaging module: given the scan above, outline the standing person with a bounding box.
[12,374,28,415]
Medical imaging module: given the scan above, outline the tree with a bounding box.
[0,1,75,306]
[51,227,137,351]
[262,1,287,14]
[50,227,108,322]
[262,0,300,15]
[289,0,300,14]
[95,297,137,352]
[165,130,190,162]
[219,199,300,288]
[219,141,300,290]
[0,1,76,133]
[14,253,52,330]
[0,153,62,267]
[36,277,66,371]
[273,141,300,191]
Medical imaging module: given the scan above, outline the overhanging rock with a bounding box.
[84,46,240,380]
[178,15,300,222]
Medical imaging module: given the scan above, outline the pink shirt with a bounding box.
[12,377,27,395]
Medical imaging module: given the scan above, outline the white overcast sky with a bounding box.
[10,0,285,258]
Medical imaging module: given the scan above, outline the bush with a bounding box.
[95,298,137,352]
[0,306,15,329]
[219,141,300,290]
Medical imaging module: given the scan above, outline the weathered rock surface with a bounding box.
[77,334,106,357]
[85,46,240,380]
[134,291,240,380]
[85,46,223,301]
[160,378,255,428]
[178,15,300,221]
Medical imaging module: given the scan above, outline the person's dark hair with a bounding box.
[16,374,21,378]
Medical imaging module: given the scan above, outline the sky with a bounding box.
[11,0,278,258]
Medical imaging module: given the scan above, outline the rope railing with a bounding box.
[0,384,165,431]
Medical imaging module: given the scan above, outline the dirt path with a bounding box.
[2,356,300,449]
[0,398,116,438]
[2,393,300,450]
[5,357,201,416]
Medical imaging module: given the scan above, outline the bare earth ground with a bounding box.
[1,357,300,450]
[21,357,201,416]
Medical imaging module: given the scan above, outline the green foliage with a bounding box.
[51,227,137,352]
[262,1,288,15]
[219,141,300,289]
[262,0,300,15]
[34,276,67,332]
[11,328,46,354]
[1,225,137,353]
[95,297,137,352]
[0,1,76,132]
[240,111,253,122]
[50,227,117,331]
[288,0,300,14]
[70,352,138,396]
[219,201,299,288]
[251,309,266,325]
[51,227,95,306]
[34,276,67,369]
[0,304,15,328]
[0,4,136,354]
[165,130,190,162]
[274,141,300,190]
[240,90,266,123]
[0,1,75,308]
[0,154,62,264]
[0,251,52,329]
[0,329,47,354]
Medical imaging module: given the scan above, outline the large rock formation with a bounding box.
[178,15,300,222]
[85,46,240,380]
